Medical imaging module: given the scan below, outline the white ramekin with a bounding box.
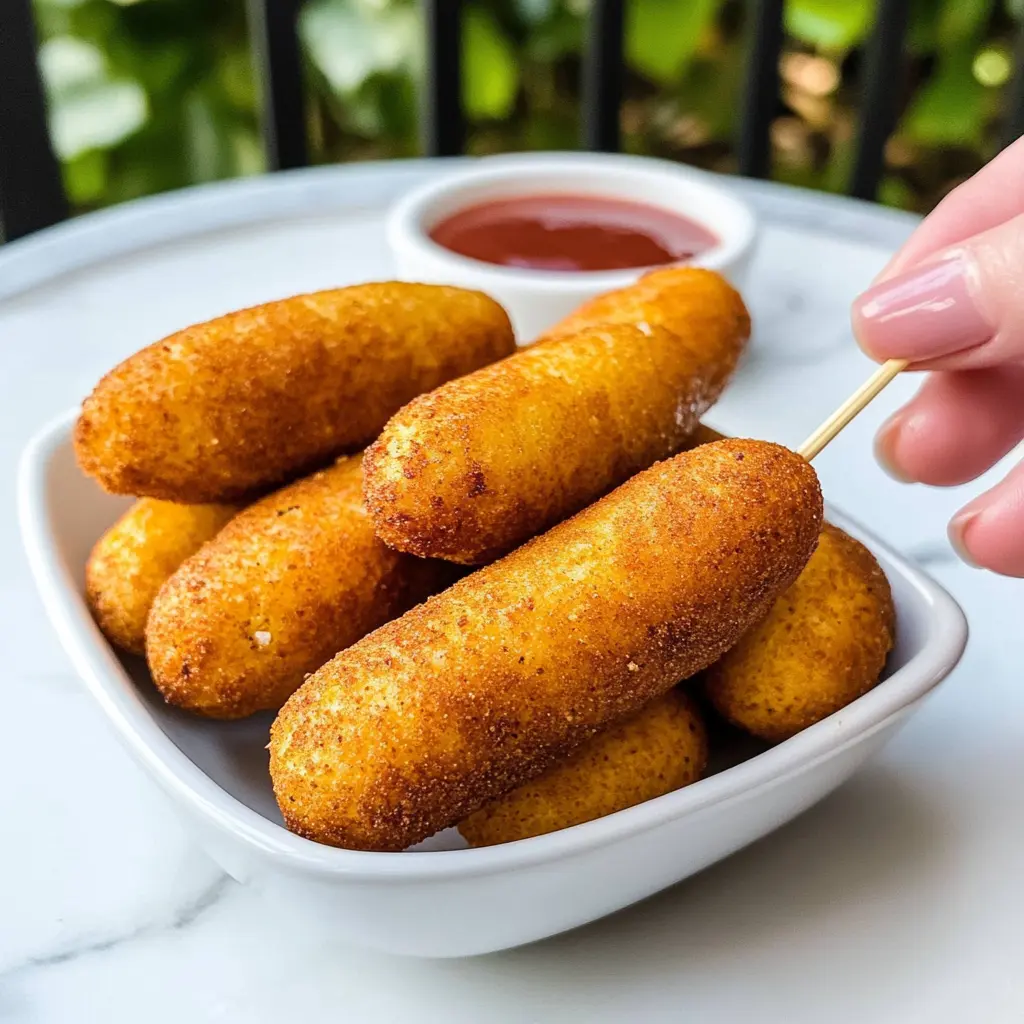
[386,152,759,342]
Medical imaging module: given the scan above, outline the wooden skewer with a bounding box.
[797,358,908,462]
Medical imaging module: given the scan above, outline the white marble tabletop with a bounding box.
[1,163,1021,1023]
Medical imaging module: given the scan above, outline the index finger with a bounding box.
[880,136,1024,280]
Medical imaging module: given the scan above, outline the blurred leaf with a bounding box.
[462,6,518,120]
[937,0,994,47]
[50,78,148,158]
[626,0,719,85]
[785,0,874,51]
[230,130,265,177]
[372,73,419,143]
[64,149,108,204]
[527,8,583,62]
[118,42,191,94]
[38,36,105,94]
[218,48,256,110]
[522,110,577,149]
[908,0,941,52]
[902,47,986,145]
[300,0,418,95]
[184,90,229,181]
[1007,0,1024,20]
[514,0,555,25]
[878,175,915,209]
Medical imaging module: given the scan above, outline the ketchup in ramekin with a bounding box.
[429,194,718,273]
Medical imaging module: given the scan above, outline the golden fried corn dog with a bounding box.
[86,499,238,655]
[459,690,708,847]
[271,439,822,851]
[146,455,453,719]
[705,523,895,742]
[364,269,749,564]
[541,263,742,342]
[75,283,514,503]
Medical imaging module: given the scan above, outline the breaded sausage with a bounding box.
[270,439,822,851]
[705,523,895,742]
[364,269,749,563]
[541,264,743,342]
[75,283,515,503]
[146,455,454,719]
[459,690,708,847]
[86,499,238,655]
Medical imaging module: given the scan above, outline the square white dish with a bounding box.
[18,410,967,958]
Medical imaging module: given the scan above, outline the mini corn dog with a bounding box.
[459,690,708,847]
[540,264,742,342]
[705,523,895,742]
[86,499,238,655]
[146,455,454,719]
[271,439,822,851]
[75,283,514,503]
[364,268,749,564]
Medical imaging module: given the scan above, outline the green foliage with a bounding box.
[626,0,719,85]
[33,0,261,208]
[785,0,873,50]
[462,6,519,120]
[29,0,1019,215]
[903,45,990,145]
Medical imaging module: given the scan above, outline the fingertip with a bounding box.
[873,415,916,483]
[947,512,982,570]
[950,483,1024,577]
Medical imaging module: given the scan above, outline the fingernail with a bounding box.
[852,253,992,361]
[948,509,982,569]
[873,414,916,483]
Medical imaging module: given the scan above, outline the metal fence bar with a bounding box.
[0,0,67,241]
[423,0,465,156]
[1002,22,1024,149]
[737,0,784,179]
[849,0,911,200]
[247,0,308,170]
[582,0,625,152]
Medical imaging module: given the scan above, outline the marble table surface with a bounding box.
[1,162,1022,1023]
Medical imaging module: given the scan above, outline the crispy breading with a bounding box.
[270,439,822,851]
[145,455,454,719]
[86,499,238,655]
[705,523,896,742]
[459,689,708,847]
[540,264,745,342]
[75,283,515,503]
[363,268,749,564]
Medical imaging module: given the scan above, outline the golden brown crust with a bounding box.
[363,269,749,564]
[74,283,514,503]
[145,455,455,719]
[85,499,238,655]
[270,439,822,851]
[704,522,896,742]
[458,689,708,847]
[539,265,750,344]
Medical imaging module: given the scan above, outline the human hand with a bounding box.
[851,137,1024,576]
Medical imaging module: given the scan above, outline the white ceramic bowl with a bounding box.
[19,411,966,958]
[386,152,758,342]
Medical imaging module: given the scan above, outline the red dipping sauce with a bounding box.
[429,194,718,273]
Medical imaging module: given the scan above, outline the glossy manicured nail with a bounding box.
[948,509,982,569]
[873,414,915,483]
[852,254,992,362]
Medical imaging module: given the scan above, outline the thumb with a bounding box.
[852,212,1024,371]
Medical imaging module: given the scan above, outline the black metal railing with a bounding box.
[3,0,1024,243]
